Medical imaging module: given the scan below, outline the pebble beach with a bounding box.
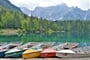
[0,58,90,60]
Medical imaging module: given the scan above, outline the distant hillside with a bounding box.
[20,3,90,20]
[0,0,21,12]
[0,0,90,34]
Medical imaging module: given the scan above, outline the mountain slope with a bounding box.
[0,0,21,12]
[20,3,90,20]
[85,9,90,20]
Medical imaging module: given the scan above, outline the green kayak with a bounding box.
[5,42,39,58]
[5,49,25,58]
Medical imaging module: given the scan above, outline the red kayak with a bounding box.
[40,49,56,58]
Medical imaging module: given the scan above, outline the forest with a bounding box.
[0,5,90,35]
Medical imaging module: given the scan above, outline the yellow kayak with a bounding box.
[22,49,41,58]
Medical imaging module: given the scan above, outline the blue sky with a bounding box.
[9,0,90,11]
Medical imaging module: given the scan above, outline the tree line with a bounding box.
[0,5,90,34]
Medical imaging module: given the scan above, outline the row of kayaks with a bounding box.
[0,42,90,58]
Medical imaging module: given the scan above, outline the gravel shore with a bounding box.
[0,58,90,60]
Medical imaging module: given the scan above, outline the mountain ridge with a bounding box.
[20,3,90,20]
[1,0,90,20]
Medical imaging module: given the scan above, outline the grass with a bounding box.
[0,29,19,35]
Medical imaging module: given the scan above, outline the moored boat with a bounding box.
[30,42,56,50]
[5,42,38,58]
[56,50,75,58]
[40,49,56,58]
[22,49,41,58]
[56,46,90,58]
[22,42,56,58]
[51,42,78,51]
[0,43,20,58]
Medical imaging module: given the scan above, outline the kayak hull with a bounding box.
[5,50,25,58]
[41,53,56,58]
[22,50,41,58]
[0,51,5,58]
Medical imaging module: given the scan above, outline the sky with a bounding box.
[9,0,90,11]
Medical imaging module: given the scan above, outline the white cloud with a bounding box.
[62,0,89,10]
[9,0,39,10]
[62,0,78,7]
[78,0,89,10]
[9,0,90,11]
[38,0,63,7]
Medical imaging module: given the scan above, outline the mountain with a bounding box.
[20,7,32,16]
[20,3,90,20]
[0,0,21,12]
[2,0,89,20]
[85,9,90,20]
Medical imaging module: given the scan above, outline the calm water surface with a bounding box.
[0,32,90,45]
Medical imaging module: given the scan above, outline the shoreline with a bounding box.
[0,58,90,60]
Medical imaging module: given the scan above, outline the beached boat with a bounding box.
[5,42,38,58]
[56,50,75,58]
[23,49,41,58]
[22,42,56,58]
[56,50,90,58]
[22,43,45,58]
[40,49,56,58]
[0,43,20,58]
[30,42,56,50]
[56,46,90,58]
[40,42,61,58]
[51,42,78,51]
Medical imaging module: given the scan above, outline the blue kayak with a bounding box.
[0,51,6,58]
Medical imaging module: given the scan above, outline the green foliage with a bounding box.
[0,5,90,34]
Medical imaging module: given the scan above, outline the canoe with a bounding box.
[40,49,56,58]
[64,42,78,49]
[0,43,20,58]
[0,51,5,58]
[22,42,56,58]
[56,52,90,58]
[56,46,90,58]
[56,50,75,57]
[51,42,78,51]
[5,42,38,58]
[30,42,56,50]
[56,50,90,58]
[22,49,41,58]
[5,49,25,58]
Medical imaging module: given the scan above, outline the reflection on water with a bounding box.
[21,32,90,43]
[0,32,90,43]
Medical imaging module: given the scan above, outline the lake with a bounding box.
[0,32,90,45]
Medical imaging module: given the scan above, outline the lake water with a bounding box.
[0,32,90,46]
